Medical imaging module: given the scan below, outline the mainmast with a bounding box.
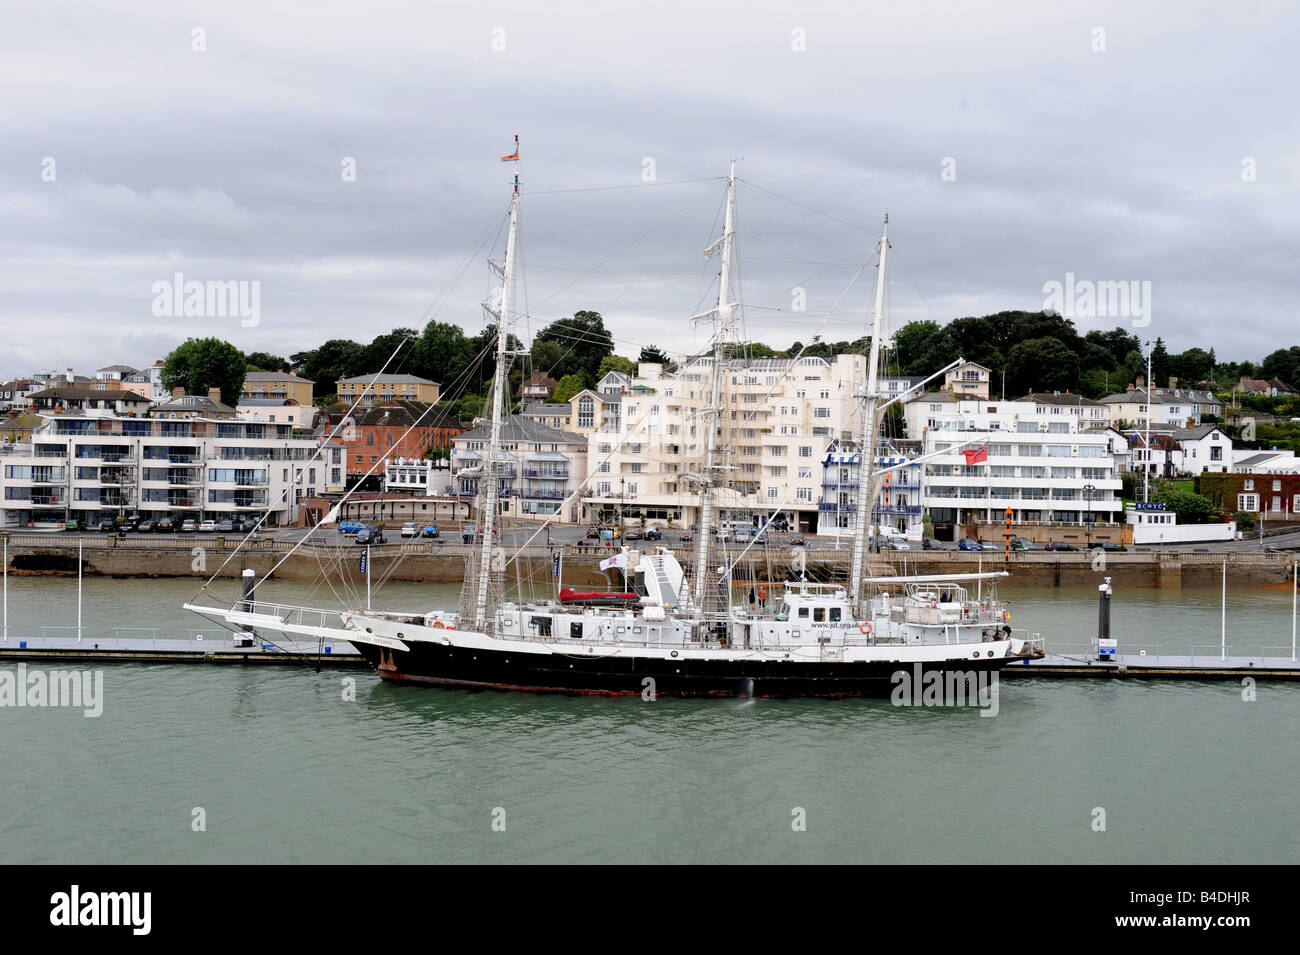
[691,162,741,612]
[849,215,890,614]
[472,169,520,631]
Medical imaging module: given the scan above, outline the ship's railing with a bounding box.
[232,600,352,631]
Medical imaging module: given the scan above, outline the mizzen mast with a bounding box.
[691,162,742,613]
[849,214,890,615]
[470,157,521,632]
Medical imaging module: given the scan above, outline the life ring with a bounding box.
[445,624,455,630]
[859,622,873,635]
[433,621,445,629]
[1002,611,1008,623]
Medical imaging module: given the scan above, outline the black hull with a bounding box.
[352,641,1018,699]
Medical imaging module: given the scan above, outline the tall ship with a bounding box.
[186,155,1044,696]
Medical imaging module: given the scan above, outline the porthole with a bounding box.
[972,652,979,659]
[366,627,373,634]
[987,651,994,658]
[670,651,678,658]
[397,633,404,639]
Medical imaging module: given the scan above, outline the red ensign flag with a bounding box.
[962,442,989,464]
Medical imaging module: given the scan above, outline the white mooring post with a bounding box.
[2,535,7,642]
[1291,559,1297,663]
[1220,559,1227,662]
[77,538,83,643]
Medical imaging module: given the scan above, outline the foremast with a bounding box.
[849,215,890,616]
[470,172,521,632]
[691,162,742,613]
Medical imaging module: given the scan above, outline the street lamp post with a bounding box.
[619,476,625,527]
[1083,483,1095,548]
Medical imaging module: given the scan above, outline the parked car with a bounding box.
[235,518,258,533]
[1044,541,1078,551]
[338,520,366,534]
[199,520,217,533]
[1010,538,1036,551]
[880,538,912,551]
[216,520,235,533]
[957,538,981,551]
[136,519,155,533]
[789,535,806,547]
[921,538,947,550]
[623,529,643,541]
[98,520,118,532]
[356,527,385,545]
[400,522,420,538]
[421,524,440,539]
[155,518,175,533]
[679,530,694,542]
[979,541,1000,551]
[643,527,662,541]
[1098,542,1128,552]
[734,527,754,543]
[179,519,198,533]
[121,515,142,532]
[64,519,82,532]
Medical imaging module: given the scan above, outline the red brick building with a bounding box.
[320,401,465,480]
[1198,471,1300,520]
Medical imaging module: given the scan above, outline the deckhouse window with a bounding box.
[829,607,841,622]
[798,607,809,619]
[813,608,826,622]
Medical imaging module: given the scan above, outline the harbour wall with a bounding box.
[0,535,1294,588]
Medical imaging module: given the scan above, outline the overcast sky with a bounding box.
[2,0,1296,385]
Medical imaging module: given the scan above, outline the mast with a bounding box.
[1143,340,1152,503]
[849,215,889,615]
[472,171,520,631]
[691,162,740,612]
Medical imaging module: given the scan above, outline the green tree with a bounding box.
[638,345,670,364]
[1004,337,1080,395]
[597,355,637,379]
[890,320,958,376]
[245,351,287,372]
[291,339,367,400]
[161,338,246,406]
[1149,337,1171,387]
[535,311,614,381]
[1260,346,1300,388]
[361,328,419,376]
[412,321,472,387]
[552,373,586,403]
[1154,488,1218,524]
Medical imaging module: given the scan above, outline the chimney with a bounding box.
[1168,376,1178,389]
[65,368,74,383]
[172,386,185,398]
[1126,382,1134,392]
[1136,376,1145,389]
[208,386,222,404]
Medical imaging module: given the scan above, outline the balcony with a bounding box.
[523,489,566,500]
[523,468,568,478]
[818,498,856,512]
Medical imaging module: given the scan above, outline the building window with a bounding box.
[1238,493,1259,512]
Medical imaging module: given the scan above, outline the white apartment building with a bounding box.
[0,411,329,528]
[582,356,866,531]
[450,416,588,523]
[904,393,1124,537]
